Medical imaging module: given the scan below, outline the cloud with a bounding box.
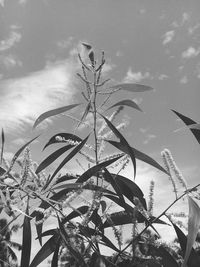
[182,46,200,59]
[0,54,23,70]
[123,68,151,83]
[0,58,78,132]
[188,23,200,35]
[162,30,175,45]
[0,31,21,52]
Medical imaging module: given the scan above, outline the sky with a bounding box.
[1,0,200,264]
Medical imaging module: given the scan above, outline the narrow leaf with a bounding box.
[43,133,82,150]
[29,234,59,267]
[76,154,124,183]
[183,197,200,267]
[51,238,61,267]
[172,110,200,144]
[0,128,5,165]
[48,135,89,185]
[33,103,80,129]
[102,115,136,179]
[107,140,168,174]
[21,199,32,267]
[110,83,153,92]
[8,135,39,172]
[107,99,142,112]
[82,43,92,50]
[36,144,74,174]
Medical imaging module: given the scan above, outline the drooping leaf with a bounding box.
[21,199,32,267]
[76,154,124,183]
[36,144,74,174]
[107,99,143,112]
[172,110,200,144]
[102,115,136,179]
[103,169,125,205]
[110,83,153,92]
[43,133,82,150]
[29,234,60,267]
[47,135,89,185]
[89,208,103,230]
[55,174,78,184]
[8,135,39,172]
[0,166,6,176]
[183,196,200,267]
[149,244,179,267]
[114,173,147,209]
[33,103,80,129]
[106,140,168,174]
[1,128,5,165]
[61,206,89,225]
[100,200,107,213]
[172,223,200,267]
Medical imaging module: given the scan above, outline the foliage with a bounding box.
[1,44,200,267]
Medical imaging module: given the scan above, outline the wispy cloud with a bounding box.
[0,58,78,132]
[182,46,200,59]
[162,30,175,45]
[158,74,169,80]
[123,68,151,83]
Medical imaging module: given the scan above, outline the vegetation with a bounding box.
[0,44,200,266]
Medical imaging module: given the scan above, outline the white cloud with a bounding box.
[0,59,78,132]
[182,12,190,24]
[162,30,175,45]
[123,68,151,83]
[1,54,23,70]
[188,23,200,35]
[182,46,200,59]
[0,31,21,52]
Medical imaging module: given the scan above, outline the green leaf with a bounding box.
[106,140,168,174]
[183,197,200,267]
[30,234,60,267]
[21,199,32,267]
[102,115,136,179]
[1,128,5,165]
[76,154,124,183]
[82,42,92,50]
[107,99,143,112]
[47,135,89,185]
[172,223,200,267]
[110,83,153,92]
[33,103,80,129]
[43,133,82,150]
[36,144,74,174]
[172,110,200,144]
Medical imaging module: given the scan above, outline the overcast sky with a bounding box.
[1,0,200,263]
